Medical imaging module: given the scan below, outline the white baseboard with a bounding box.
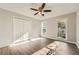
[0,41,11,48]
[65,41,76,44]
[43,37,76,44]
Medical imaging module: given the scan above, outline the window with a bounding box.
[41,22,46,34]
[57,18,67,40]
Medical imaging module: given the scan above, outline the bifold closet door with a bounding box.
[13,18,31,42]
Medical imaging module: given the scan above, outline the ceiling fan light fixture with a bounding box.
[38,12,42,15]
[30,3,52,16]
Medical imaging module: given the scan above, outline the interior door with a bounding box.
[13,18,31,43]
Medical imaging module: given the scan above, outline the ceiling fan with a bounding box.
[30,3,52,16]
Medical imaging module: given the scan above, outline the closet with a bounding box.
[13,17,31,43]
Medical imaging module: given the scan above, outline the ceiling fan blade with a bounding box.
[34,12,39,15]
[41,3,46,9]
[44,10,52,12]
[30,8,38,11]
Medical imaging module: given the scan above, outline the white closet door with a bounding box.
[23,20,31,40]
[13,18,31,42]
[13,18,24,42]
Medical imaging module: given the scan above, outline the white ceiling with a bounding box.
[0,3,79,20]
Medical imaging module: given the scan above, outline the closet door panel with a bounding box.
[13,18,24,42]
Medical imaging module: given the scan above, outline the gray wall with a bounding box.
[30,20,41,39]
[41,18,58,39]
